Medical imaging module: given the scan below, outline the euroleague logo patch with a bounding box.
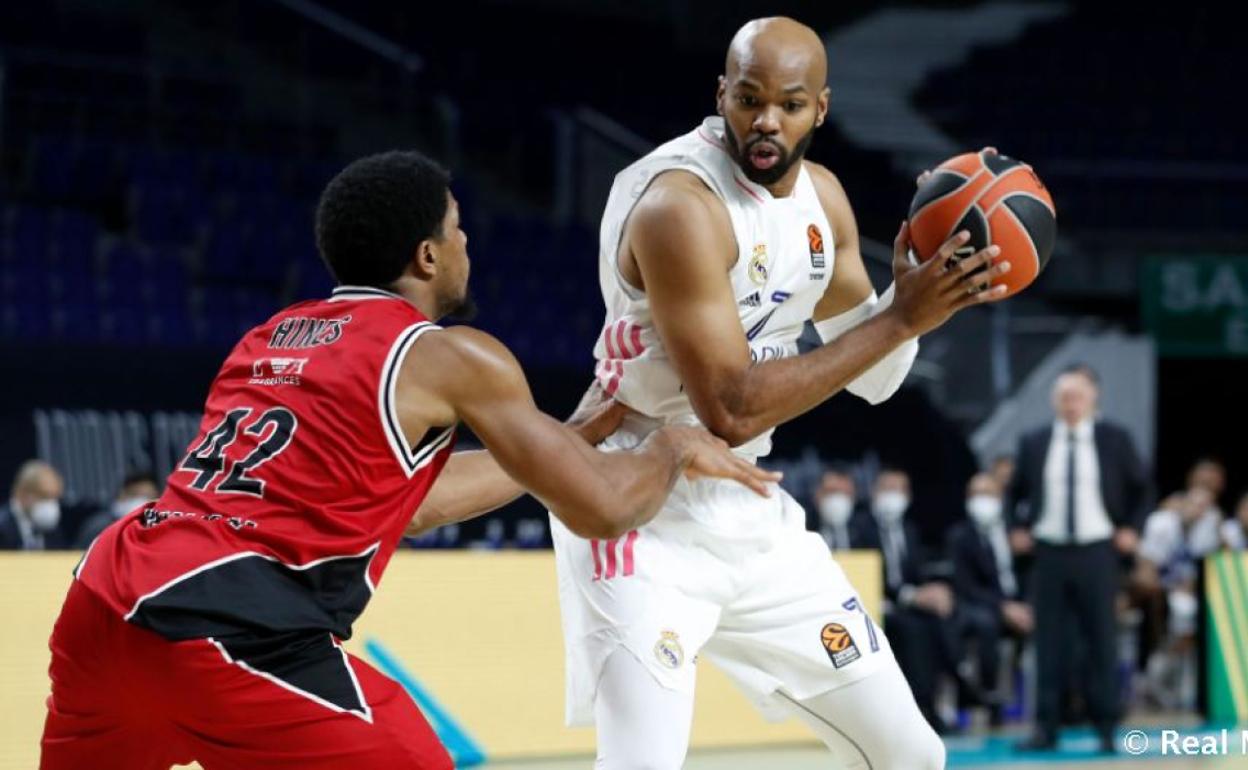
[654,630,684,669]
[807,224,826,269]
[821,622,861,668]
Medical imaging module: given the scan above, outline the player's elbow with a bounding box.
[700,411,760,448]
[557,504,632,540]
[690,385,761,447]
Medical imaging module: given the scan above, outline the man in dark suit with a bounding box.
[0,460,69,550]
[811,466,872,552]
[861,468,956,732]
[949,472,1033,722]
[1007,364,1150,752]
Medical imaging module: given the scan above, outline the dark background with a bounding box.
[1,0,1244,546]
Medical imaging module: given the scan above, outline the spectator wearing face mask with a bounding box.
[812,467,868,551]
[948,473,1033,721]
[1221,492,1248,551]
[862,468,956,732]
[0,460,67,550]
[74,471,161,549]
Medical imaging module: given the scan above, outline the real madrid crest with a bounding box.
[748,243,769,285]
[654,630,684,669]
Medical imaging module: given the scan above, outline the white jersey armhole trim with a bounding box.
[379,322,455,478]
[611,165,738,301]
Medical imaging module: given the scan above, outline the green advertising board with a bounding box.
[1142,256,1248,357]
[1206,552,1248,723]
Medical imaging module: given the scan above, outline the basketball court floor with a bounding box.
[490,746,1241,769]
[486,724,1247,769]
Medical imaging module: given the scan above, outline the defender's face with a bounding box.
[436,194,470,308]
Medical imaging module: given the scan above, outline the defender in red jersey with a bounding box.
[42,151,778,770]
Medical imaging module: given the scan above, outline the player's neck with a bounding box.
[387,276,443,322]
[761,165,802,198]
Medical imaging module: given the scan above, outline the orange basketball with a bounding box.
[907,150,1056,298]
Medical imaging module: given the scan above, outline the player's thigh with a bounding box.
[780,658,945,770]
[182,644,451,770]
[42,719,186,770]
[41,582,192,770]
[595,647,696,770]
[706,531,890,708]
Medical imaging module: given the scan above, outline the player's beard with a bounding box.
[723,120,817,187]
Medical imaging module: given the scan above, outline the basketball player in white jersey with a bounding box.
[549,17,1011,769]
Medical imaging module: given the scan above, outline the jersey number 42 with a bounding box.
[178,407,298,498]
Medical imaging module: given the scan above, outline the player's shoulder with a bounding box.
[803,161,850,202]
[630,169,731,240]
[403,325,522,385]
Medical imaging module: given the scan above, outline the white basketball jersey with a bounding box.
[594,116,835,459]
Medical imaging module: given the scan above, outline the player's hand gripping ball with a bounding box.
[907,150,1055,298]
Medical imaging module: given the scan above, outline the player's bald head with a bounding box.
[725,17,827,92]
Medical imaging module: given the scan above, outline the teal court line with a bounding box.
[365,637,488,767]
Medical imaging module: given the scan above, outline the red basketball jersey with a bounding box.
[76,285,455,641]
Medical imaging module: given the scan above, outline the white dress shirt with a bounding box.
[979,522,1019,598]
[821,524,853,552]
[879,521,908,593]
[1034,419,1114,545]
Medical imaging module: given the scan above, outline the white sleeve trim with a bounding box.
[813,283,918,405]
[379,322,454,477]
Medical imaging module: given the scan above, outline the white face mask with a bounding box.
[29,499,61,532]
[113,496,148,519]
[873,491,909,523]
[966,495,1002,527]
[818,493,854,526]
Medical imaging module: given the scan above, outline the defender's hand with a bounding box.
[566,381,630,445]
[659,426,782,497]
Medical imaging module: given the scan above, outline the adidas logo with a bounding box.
[739,292,762,308]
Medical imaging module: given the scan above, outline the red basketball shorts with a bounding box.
[40,579,453,770]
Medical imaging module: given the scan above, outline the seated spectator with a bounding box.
[1221,491,1248,551]
[862,468,956,732]
[948,473,1033,722]
[811,466,870,551]
[0,460,68,550]
[989,454,1016,493]
[74,471,161,549]
[1186,457,1227,509]
[1134,487,1221,709]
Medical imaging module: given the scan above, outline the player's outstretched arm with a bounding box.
[407,385,627,536]
[399,327,778,539]
[629,174,1009,447]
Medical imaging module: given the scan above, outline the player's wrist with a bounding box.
[648,426,695,472]
[873,306,918,344]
